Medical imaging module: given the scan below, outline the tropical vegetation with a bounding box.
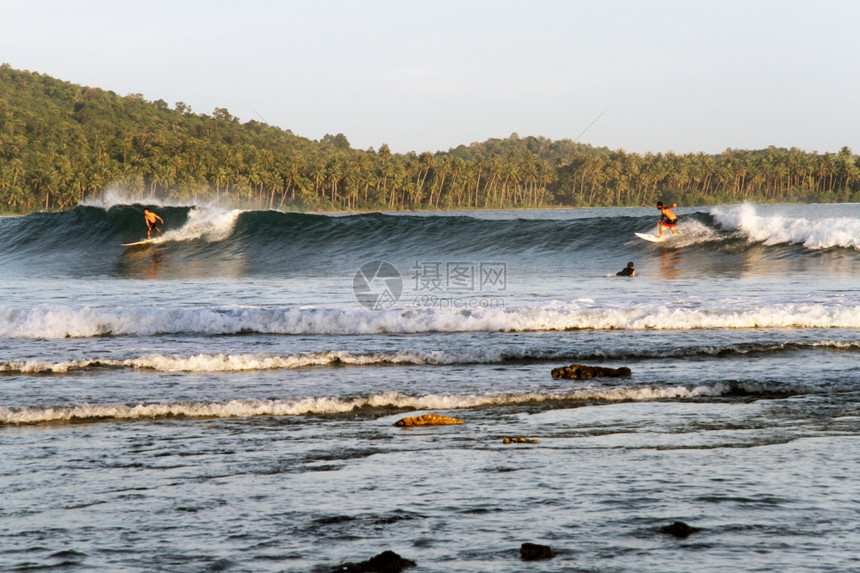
[2,63,859,214]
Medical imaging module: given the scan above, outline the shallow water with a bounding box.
[3,203,860,571]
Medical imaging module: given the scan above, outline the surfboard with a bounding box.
[120,239,157,247]
[634,232,667,243]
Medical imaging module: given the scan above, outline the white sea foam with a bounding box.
[1,300,859,339]
[0,385,728,426]
[160,207,242,243]
[660,219,724,247]
[713,203,860,250]
[3,340,857,375]
[0,350,459,374]
[79,195,242,243]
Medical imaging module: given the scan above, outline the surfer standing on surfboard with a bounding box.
[656,201,678,237]
[144,208,164,239]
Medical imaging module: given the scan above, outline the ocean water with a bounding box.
[2,202,860,572]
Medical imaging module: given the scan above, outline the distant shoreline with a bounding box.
[4,198,840,218]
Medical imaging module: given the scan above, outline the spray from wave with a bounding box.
[158,207,242,243]
[712,203,860,250]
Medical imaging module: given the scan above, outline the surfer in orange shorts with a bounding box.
[656,201,678,237]
[144,208,164,239]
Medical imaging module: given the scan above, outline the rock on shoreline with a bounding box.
[394,414,464,427]
[503,436,539,444]
[551,363,632,379]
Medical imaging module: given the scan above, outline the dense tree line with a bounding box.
[2,63,859,214]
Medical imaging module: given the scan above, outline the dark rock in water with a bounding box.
[520,542,555,561]
[331,550,416,572]
[394,413,464,427]
[503,436,539,444]
[659,521,701,538]
[551,363,632,379]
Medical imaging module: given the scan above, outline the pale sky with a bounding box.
[3,0,859,155]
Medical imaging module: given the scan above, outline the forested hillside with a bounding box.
[2,63,859,214]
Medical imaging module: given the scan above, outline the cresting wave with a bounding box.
[0,383,752,426]
[2,203,860,274]
[2,341,859,375]
[3,301,860,339]
[713,203,860,250]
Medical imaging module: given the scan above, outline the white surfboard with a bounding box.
[634,232,668,243]
[120,238,158,247]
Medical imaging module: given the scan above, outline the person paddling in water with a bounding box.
[656,201,678,237]
[616,261,635,276]
[144,208,164,239]
[606,261,635,277]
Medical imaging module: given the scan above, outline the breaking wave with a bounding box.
[2,203,860,280]
[2,300,859,339]
[0,382,762,426]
